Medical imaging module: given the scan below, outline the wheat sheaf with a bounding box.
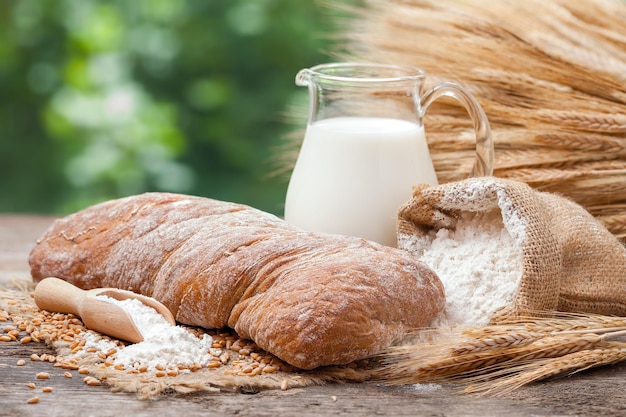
[325,0,626,240]
[370,312,626,396]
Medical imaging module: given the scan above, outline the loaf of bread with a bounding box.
[29,193,444,369]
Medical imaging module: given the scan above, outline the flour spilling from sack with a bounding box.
[74,296,219,371]
[411,210,524,328]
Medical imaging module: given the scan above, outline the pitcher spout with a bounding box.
[295,68,313,87]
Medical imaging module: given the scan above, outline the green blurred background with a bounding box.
[1,0,355,216]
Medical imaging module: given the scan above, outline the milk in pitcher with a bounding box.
[284,116,438,247]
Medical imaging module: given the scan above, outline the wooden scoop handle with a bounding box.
[34,277,86,316]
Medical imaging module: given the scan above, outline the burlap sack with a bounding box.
[397,177,626,322]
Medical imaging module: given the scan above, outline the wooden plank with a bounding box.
[1,215,625,416]
[2,339,625,417]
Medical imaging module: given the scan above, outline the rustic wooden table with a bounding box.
[1,215,625,417]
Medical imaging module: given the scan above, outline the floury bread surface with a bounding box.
[29,193,445,369]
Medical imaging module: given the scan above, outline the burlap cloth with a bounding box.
[397,177,626,321]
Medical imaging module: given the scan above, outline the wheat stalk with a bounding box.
[465,343,626,396]
[374,313,626,393]
[489,311,626,332]
[451,330,540,355]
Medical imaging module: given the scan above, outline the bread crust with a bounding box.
[29,193,444,369]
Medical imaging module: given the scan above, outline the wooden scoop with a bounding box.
[34,277,176,343]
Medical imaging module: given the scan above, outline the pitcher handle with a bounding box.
[420,82,494,177]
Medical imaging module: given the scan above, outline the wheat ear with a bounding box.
[465,343,626,396]
[375,314,626,391]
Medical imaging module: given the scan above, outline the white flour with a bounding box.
[77,296,219,371]
[416,210,524,328]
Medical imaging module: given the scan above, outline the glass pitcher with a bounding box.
[284,63,494,247]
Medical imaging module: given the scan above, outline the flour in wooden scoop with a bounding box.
[81,296,219,371]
